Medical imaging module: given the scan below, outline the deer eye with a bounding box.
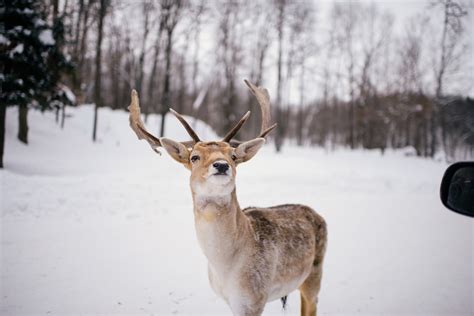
[190,155,200,163]
[231,154,237,161]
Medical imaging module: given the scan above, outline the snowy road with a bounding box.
[1,106,473,315]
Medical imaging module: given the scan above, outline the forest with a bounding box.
[1,0,473,168]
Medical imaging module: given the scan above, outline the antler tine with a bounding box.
[128,90,163,154]
[169,108,201,143]
[259,123,277,138]
[222,111,251,142]
[224,80,277,147]
[225,81,277,147]
[243,79,273,136]
[227,123,275,148]
[128,91,196,153]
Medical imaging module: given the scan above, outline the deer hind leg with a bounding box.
[299,260,324,316]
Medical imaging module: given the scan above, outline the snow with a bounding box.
[34,19,46,27]
[20,8,34,15]
[39,30,55,46]
[9,44,24,57]
[60,84,76,103]
[1,105,473,315]
[0,34,10,45]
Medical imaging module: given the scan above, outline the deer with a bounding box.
[128,80,327,316]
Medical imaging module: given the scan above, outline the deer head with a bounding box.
[128,80,277,198]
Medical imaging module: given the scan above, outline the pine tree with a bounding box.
[0,0,73,168]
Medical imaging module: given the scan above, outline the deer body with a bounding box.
[193,188,327,316]
[128,80,327,316]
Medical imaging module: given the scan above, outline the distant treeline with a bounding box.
[293,94,474,160]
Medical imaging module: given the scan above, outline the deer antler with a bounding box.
[130,81,276,152]
[224,80,277,147]
[169,108,201,143]
[222,111,251,142]
[128,90,195,154]
[128,90,163,154]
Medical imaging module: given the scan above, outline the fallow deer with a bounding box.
[128,80,327,316]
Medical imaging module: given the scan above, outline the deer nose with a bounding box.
[213,162,229,173]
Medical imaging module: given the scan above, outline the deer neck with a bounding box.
[192,188,251,269]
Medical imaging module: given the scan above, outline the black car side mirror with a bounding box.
[440,162,474,217]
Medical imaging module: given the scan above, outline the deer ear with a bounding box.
[235,138,265,163]
[160,138,190,165]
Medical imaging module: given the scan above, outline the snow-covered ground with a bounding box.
[1,105,473,316]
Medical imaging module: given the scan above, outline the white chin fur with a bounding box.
[193,170,235,198]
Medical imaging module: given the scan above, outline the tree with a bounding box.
[146,7,165,121]
[107,18,124,110]
[432,0,468,98]
[274,0,288,152]
[332,2,360,149]
[287,1,316,146]
[214,1,245,135]
[71,0,96,100]
[159,0,182,137]
[431,0,468,157]
[92,0,109,142]
[358,5,394,151]
[136,0,152,96]
[48,2,75,129]
[190,0,207,100]
[0,0,70,168]
[243,1,273,140]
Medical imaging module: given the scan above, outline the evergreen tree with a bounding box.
[0,0,73,168]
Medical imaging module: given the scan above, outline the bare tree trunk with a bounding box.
[216,1,242,135]
[192,26,201,98]
[425,118,430,158]
[177,54,187,114]
[405,115,411,147]
[136,1,151,95]
[435,1,449,99]
[297,57,305,146]
[414,114,422,156]
[245,25,270,140]
[61,104,66,129]
[18,105,28,144]
[52,0,59,20]
[348,52,355,149]
[0,104,6,168]
[92,0,107,142]
[55,106,60,123]
[77,0,93,99]
[72,0,84,91]
[274,0,286,152]
[191,1,205,99]
[146,21,164,121]
[159,0,181,137]
[160,28,173,137]
[431,2,449,158]
[429,106,437,157]
[432,1,467,158]
[108,24,123,110]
